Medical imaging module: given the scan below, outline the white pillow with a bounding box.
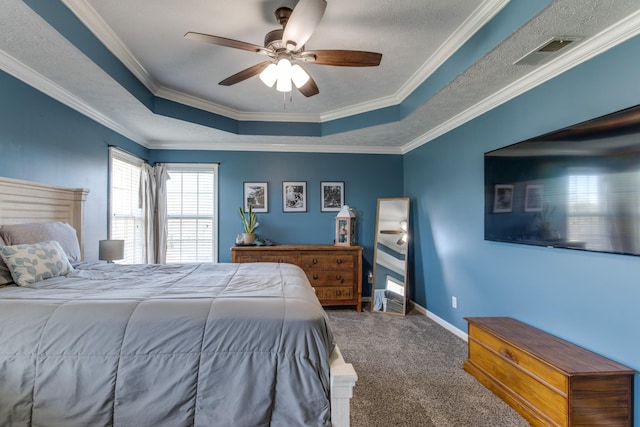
[0,234,13,285]
[0,222,81,262]
[0,240,73,287]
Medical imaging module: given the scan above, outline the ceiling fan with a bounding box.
[184,0,382,97]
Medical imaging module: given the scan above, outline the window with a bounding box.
[109,147,145,263]
[165,164,218,263]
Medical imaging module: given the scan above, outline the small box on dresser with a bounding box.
[231,244,363,311]
[464,317,635,427]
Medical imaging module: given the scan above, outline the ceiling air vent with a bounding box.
[514,37,582,65]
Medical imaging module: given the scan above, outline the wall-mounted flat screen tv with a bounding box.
[485,104,640,256]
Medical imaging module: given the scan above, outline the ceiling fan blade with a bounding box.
[282,0,327,52]
[296,73,320,97]
[219,61,272,86]
[304,50,382,66]
[185,32,266,54]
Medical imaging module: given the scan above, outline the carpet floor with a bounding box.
[325,306,530,427]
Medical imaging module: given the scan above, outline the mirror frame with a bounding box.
[371,198,410,316]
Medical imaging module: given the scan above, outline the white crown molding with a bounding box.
[0,48,150,148]
[147,138,403,154]
[401,8,640,154]
[320,0,511,122]
[62,0,509,125]
[155,86,321,123]
[61,0,159,94]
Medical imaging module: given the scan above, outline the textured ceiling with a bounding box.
[1,0,640,153]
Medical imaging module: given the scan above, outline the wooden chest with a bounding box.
[231,244,363,311]
[464,317,635,426]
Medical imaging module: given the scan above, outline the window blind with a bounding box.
[165,164,218,263]
[109,147,145,264]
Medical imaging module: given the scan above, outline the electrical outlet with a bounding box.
[452,296,457,309]
[367,271,373,284]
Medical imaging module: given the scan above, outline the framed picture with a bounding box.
[243,182,268,213]
[493,184,514,213]
[283,181,307,212]
[320,181,344,212]
[525,184,543,212]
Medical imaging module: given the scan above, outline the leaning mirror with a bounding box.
[371,198,410,316]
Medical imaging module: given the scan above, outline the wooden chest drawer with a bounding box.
[315,286,353,301]
[231,244,363,311]
[299,254,355,270]
[234,253,296,264]
[306,271,354,287]
[469,323,568,393]
[464,317,635,427]
[468,338,567,426]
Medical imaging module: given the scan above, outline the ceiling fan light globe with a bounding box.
[259,63,278,87]
[276,58,293,92]
[277,77,292,92]
[291,64,310,88]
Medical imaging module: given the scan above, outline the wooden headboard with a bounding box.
[0,176,89,257]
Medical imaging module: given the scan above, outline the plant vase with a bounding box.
[241,233,256,244]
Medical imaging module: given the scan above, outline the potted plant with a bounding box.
[238,205,259,244]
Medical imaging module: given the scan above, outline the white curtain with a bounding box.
[154,164,169,264]
[140,163,170,264]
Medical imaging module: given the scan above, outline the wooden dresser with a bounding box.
[464,317,635,426]
[231,244,363,311]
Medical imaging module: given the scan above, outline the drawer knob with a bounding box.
[313,274,318,280]
[336,258,343,264]
[313,258,318,264]
[501,348,518,363]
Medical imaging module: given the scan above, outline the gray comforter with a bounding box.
[0,262,335,427]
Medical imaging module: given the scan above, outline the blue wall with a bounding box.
[405,33,640,422]
[150,150,403,277]
[0,70,403,297]
[0,71,149,260]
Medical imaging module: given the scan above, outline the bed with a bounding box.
[0,176,357,427]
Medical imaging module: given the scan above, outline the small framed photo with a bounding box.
[321,181,344,212]
[525,184,543,212]
[243,182,268,213]
[283,181,307,212]
[493,184,514,213]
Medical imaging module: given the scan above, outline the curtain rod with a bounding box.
[108,145,149,163]
[156,162,221,165]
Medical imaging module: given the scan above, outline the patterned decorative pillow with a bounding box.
[0,222,82,263]
[0,234,13,285]
[0,240,74,287]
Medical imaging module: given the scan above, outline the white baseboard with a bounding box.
[410,302,468,342]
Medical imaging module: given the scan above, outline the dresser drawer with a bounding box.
[315,286,353,301]
[306,271,354,287]
[469,339,568,426]
[235,254,296,264]
[299,254,354,270]
[232,245,363,311]
[469,323,568,393]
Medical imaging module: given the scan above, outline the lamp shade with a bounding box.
[99,239,124,262]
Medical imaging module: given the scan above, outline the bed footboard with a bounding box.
[330,345,357,427]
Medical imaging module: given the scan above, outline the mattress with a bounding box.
[0,262,335,427]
